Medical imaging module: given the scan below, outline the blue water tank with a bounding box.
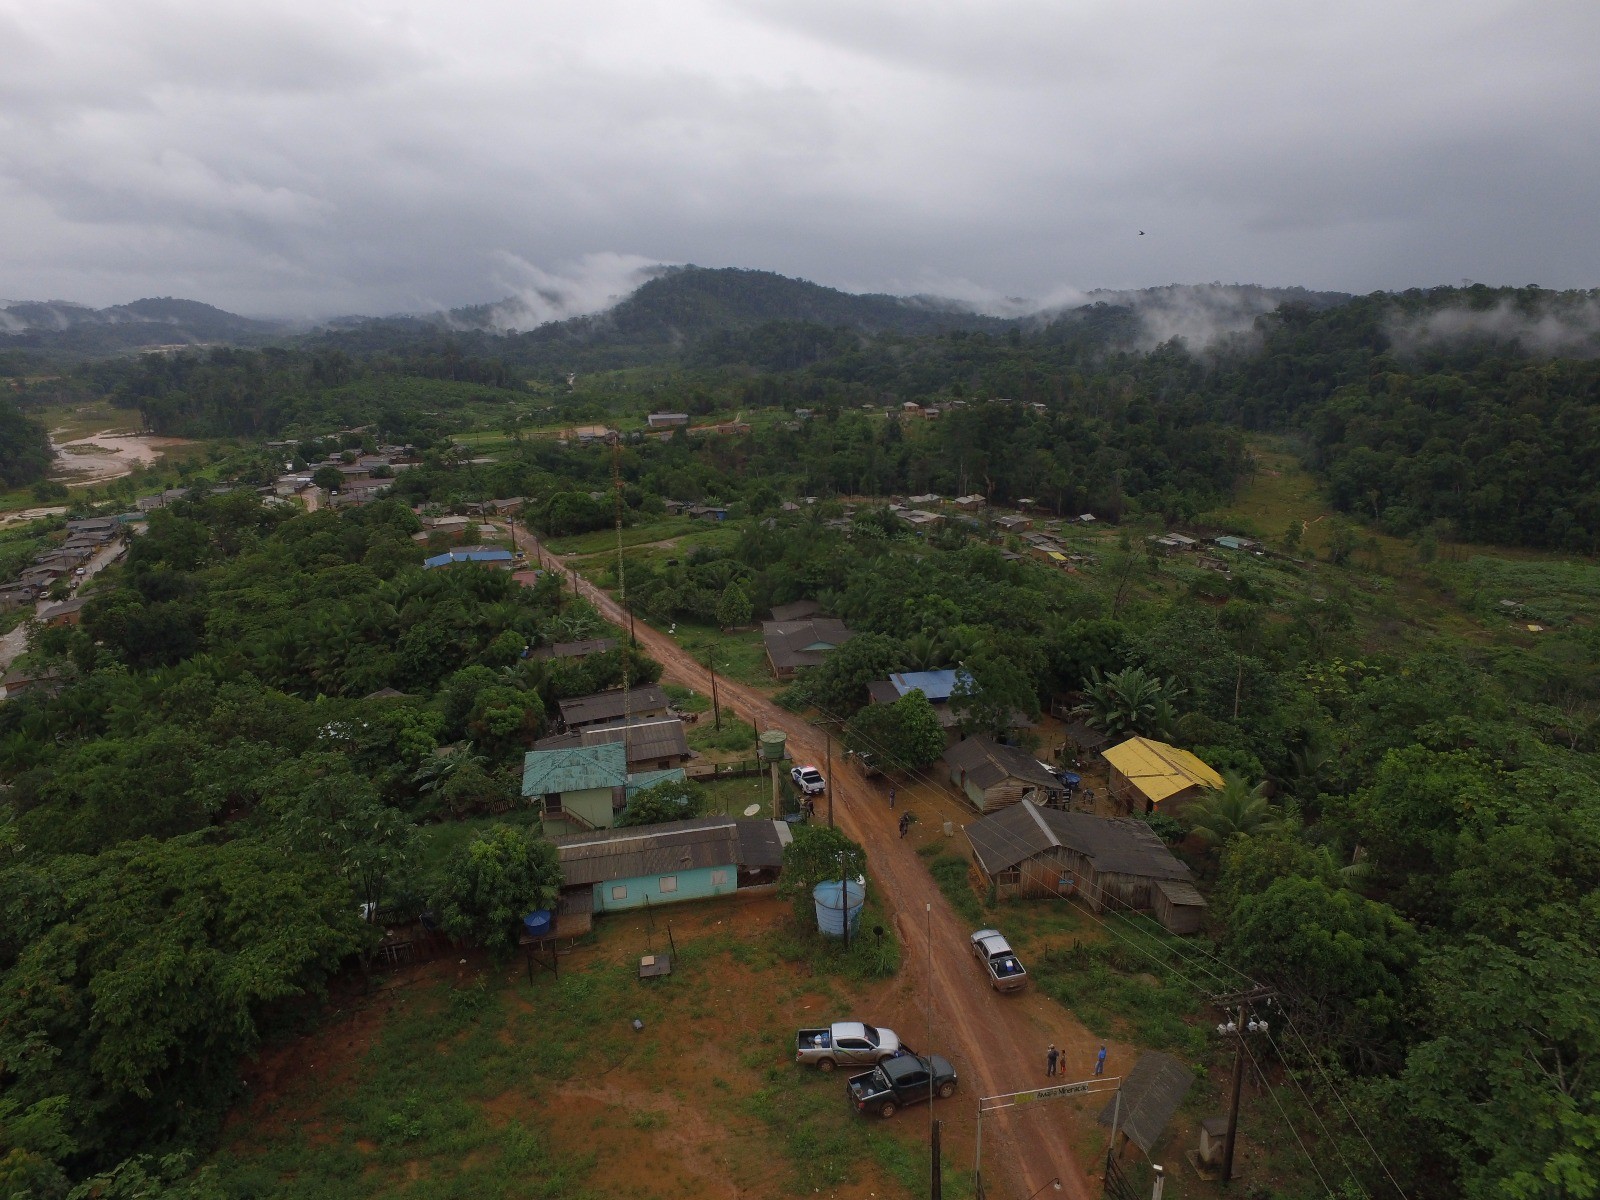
[522,910,553,939]
[812,879,866,938]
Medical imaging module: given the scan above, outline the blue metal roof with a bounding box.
[424,547,514,569]
[889,669,974,703]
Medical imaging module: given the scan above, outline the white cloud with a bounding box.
[0,0,1596,314]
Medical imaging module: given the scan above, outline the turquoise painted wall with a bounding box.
[592,863,738,912]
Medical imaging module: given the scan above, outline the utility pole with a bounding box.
[930,1119,942,1200]
[825,730,834,828]
[839,853,849,952]
[709,662,721,731]
[1211,986,1273,1186]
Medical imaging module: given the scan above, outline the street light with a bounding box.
[1025,1179,1063,1200]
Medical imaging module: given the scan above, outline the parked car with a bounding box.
[846,749,882,778]
[795,1022,904,1071]
[790,764,826,795]
[970,929,1028,992]
[847,1054,958,1118]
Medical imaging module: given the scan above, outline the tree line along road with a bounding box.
[505,520,1104,1200]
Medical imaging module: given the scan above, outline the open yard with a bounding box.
[209,894,979,1200]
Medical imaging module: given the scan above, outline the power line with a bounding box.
[1239,1020,1338,1199]
[1274,1009,1411,1200]
[802,697,1410,1195]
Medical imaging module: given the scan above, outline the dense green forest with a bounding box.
[0,401,52,488]
[0,496,663,1191]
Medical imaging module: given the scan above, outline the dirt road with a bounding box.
[509,522,1105,1200]
[0,540,127,675]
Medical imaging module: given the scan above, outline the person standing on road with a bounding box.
[898,812,912,838]
[1046,1044,1059,1077]
[1094,1045,1107,1076]
[889,786,896,809]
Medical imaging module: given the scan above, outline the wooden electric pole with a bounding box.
[930,1119,943,1200]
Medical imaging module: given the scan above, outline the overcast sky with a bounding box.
[2,0,1597,318]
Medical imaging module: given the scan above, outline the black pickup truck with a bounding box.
[846,1054,958,1118]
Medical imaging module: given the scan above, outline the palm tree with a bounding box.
[1183,773,1285,849]
[1081,666,1184,740]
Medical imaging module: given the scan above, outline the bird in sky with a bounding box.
[1139,230,1145,236]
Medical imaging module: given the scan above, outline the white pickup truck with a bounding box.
[970,929,1028,993]
[795,1022,904,1072]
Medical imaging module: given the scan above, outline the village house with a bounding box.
[761,607,856,679]
[551,815,790,914]
[1102,736,1223,816]
[647,412,689,428]
[866,668,973,741]
[522,743,630,834]
[530,637,618,662]
[964,799,1207,933]
[38,596,89,627]
[942,736,1064,812]
[558,684,672,731]
[533,716,691,773]
[422,547,514,570]
[995,514,1033,534]
[1149,532,1199,553]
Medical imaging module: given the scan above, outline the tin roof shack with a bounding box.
[762,615,856,679]
[1097,1052,1194,1159]
[965,800,1205,932]
[422,547,514,569]
[534,716,691,772]
[558,685,671,730]
[530,637,618,661]
[522,743,631,835]
[552,816,791,914]
[1102,737,1223,817]
[943,737,1063,813]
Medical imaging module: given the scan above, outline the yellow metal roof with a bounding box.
[1102,737,1224,805]
[1047,551,1067,562]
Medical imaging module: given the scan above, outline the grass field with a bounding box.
[209,895,963,1200]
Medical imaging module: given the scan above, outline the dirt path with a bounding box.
[508,521,1103,1200]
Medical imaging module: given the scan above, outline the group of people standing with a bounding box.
[1045,1042,1107,1079]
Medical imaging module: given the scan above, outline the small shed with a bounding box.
[943,737,1063,813]
[1098,1052,1194,1157]
[531,637,618,661]
[1102,737,1223,816]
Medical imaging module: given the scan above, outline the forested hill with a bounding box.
[0,298,287,359]
[311,267,1020,371]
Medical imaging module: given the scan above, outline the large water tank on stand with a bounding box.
[812,879,866,938]
[759,729,788,761]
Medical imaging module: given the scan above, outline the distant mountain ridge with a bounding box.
[0,297,288,358]
[4,269,1359,365]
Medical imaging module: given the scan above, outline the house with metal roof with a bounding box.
[964,799,1206,933]
[1101,737,1223,816]
[558,684,671,730]
[533,716,691,772]
[521,743,630,835]
[530,637,617,662]
[551,816,791,913]
[422,547,514,569]
[943,736,1063,812]
[761,615,856,679]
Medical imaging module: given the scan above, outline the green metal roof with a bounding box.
[521,742,628,797]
